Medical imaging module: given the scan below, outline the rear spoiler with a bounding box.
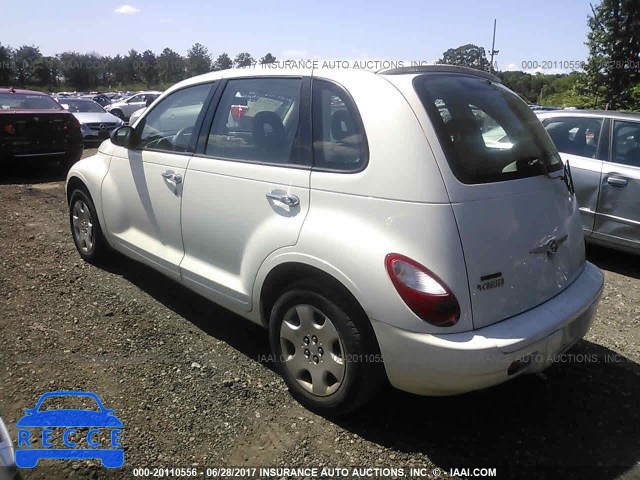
[378,65,501,83]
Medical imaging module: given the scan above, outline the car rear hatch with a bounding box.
[411,71,586,329]
[0,111,75,155]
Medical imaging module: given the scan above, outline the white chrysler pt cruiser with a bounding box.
[66,65,604,414]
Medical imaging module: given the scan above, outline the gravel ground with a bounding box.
[0,149,639,480]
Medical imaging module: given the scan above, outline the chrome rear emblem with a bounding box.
[530,234,568,256]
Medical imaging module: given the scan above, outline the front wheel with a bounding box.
[69,189,111,264]
[269,281,384,415]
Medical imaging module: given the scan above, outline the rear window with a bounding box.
[414,74,561,184]
[0,93,63,111]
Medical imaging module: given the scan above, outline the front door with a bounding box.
[101,83,214,280]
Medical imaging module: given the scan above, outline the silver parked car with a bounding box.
[538,110,640,253]
[105,91,162,121]
[58,98,124,144]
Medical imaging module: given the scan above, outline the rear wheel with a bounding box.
[269,280,384,415]
[69,188,111,264]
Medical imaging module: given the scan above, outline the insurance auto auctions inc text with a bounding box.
[256,60,430,70]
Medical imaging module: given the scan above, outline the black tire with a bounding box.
[269,280,385,416]
[69,188,111,264]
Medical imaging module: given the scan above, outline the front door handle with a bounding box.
[161,172,182,185]
[266,191,299,206]
[606,176,628,188]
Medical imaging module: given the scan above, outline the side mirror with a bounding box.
[145,97,154,107]
[110,125,136,148]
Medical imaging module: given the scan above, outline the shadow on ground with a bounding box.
[340,340,640,480]
[100,255,273,371]
[587,243,640,280]
[101,256,640,480]
[0,160,68,186]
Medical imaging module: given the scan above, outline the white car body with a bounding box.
[104,91,161,120]
[66,66,603,408]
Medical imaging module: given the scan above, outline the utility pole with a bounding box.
[489,19,499,72]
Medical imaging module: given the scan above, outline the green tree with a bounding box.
[187,43,211,76]
[158,48,185,84]
[33,56,59,87]
[124,49,142,84]
[585,0,640,109]
[212,53,233,71]
[14,45,42,86]
[437,44,488,71]
[0,43,14,85]
[234,52,255,68]
[260,53,277,64]
[140,50,158,87]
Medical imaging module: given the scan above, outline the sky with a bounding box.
[0,0,595,73]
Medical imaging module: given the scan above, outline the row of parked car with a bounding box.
[51,90,162,144]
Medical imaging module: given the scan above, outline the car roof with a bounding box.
[0,88,48,96]
[164,65,498,97]
[537,109,640,121]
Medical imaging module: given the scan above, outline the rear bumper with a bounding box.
[372,261,604,395]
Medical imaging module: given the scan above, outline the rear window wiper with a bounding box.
[522,156,575,195]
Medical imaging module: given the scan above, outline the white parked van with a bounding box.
[66,65,604,414]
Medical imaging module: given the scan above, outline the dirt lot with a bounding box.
[0,149,639,480]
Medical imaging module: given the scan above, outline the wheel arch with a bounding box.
[256,257,378,348]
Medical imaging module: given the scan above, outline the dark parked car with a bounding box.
[0,88,83,170]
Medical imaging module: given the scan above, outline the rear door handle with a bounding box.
[161,172,182,185]
[266,191,299,206]
[606,176,628,188]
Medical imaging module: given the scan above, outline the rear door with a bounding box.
[541,116,607,235]
[413,74,585,329]
[101,83,214,280]
[593,119,640,248]
[180,76,311,311]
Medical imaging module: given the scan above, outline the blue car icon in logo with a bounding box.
[15,391,123,468]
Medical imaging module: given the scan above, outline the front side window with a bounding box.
[312,80,367,171]
[415,74,562,184]
[612,120,640,167]
[542,117,603,159]
[205,78,304,165]
[137,83,212,153]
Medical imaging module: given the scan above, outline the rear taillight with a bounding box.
[64,115,80,131]
[385,253,460,326]
[231,105,248,120]
[2,124,13,134]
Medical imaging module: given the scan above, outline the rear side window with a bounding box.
[205,77,305,165]
[312,80,367,171]
[612,120,640,167]
[415,74,562,184]
[542,117,603,159]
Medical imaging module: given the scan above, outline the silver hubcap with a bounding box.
[279,304,346,397]
[72,200,94,253]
